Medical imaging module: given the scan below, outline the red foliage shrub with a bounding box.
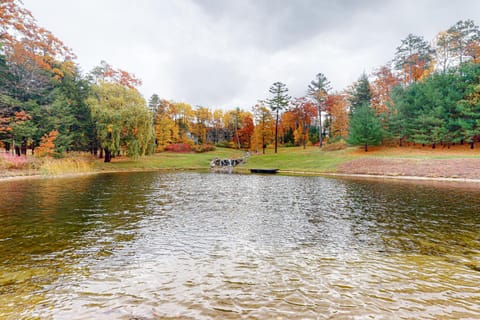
[164,143,192,153]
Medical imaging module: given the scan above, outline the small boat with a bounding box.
[250,168,279,174]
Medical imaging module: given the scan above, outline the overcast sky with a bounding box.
[22,0,480,110]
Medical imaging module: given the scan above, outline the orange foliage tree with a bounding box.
[1,0,76,99]
[287,97,317,148]
[325,94,349,141]
[89,60,142,89]
[35,130,58,157]
[370,65,401,115]
[236,112,254,149]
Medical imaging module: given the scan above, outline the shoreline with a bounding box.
[2,167,480,186]
[278,170,480,183]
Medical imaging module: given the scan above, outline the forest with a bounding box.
[1,0,480,163]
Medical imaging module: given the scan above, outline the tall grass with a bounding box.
[40,158,94,176]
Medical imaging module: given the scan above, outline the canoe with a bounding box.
[250,168,279,174]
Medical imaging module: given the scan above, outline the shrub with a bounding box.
[164,143,192,153]
[1,153,30,169]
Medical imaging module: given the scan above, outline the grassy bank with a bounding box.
[2,144,480,179]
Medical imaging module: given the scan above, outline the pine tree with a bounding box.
[348,73,372,113]
[267,82,290,153]
[348,103,384,151]
[307,73,331,147]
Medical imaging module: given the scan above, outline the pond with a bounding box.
[0,172,479,319]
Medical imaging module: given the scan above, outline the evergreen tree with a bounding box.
[348,103,384,151]
[267,82,290,153]
[148,93,161,113]
[349,73,372,113]
[307,73,331,147]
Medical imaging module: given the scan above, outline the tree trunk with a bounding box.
[318,107,323,148]
[471,141,475,149]
[104,148,112,163]
[274,110,279,154]
[364,143,368,152]
[15,146,20,156]
[262,133,266,154]
[99,148,103,159]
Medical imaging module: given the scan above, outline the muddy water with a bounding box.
[0,172,479,319]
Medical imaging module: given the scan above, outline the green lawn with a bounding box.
[240,147,354,173]
[91,145,480,174]
[35,144,480,177]
[91,146,355,173]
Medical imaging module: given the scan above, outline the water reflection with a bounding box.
[0,172,479,319]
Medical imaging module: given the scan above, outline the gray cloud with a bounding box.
[22,0,480,110]
[191,0,385,51]
[167,55,248,107]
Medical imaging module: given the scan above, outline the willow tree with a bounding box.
[267,82,290,153]
[87,82,154,162]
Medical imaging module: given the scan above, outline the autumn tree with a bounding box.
[447,20,480,66]
[288,97,317,148]
[236,112,254,149]
[394,34,434,85]
[252,102,274,154]
[192,106,211,144]
[1,0,75,101]
[171,102,194,143]
[34,130,58,157]
[211,109,224,144]
[370,65,401,117]
[267,82,290,153]
[89,60,142,89]
[325,93,349,141]
[154,99,178,149]
[435,31,457,73]
[307,73,331,147]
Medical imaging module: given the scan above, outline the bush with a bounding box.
[164,143,192,153]
[1,153,30,169]
[193,144,216,153]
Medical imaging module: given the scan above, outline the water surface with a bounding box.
[0,172,479,319]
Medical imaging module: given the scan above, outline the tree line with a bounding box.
[1,0,480,161]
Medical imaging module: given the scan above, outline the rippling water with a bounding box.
[0,172,479,319]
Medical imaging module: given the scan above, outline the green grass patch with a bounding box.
[93,148,246,171]
[242,147,355,173]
